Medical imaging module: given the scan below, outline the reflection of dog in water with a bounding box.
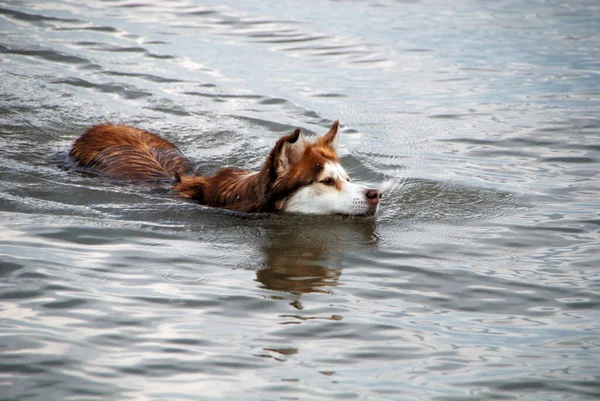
[255,219,378,295]
[68,121,381,216]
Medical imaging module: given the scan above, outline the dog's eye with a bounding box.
[320,177,335,186]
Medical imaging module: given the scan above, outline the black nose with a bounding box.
[365,189,381,206]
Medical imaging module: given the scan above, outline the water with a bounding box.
[1,0,599,400]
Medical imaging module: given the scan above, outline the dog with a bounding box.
[68,121,381,216]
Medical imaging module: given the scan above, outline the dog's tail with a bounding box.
[69,124,193,181]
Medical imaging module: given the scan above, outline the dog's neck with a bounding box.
[172,127,339,213]
[172,145,295,213]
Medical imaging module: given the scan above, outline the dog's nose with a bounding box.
[365,189,381,206]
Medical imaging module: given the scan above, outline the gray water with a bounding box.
[1,1,599,400]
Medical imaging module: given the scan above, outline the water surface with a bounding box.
[1,0,599,400]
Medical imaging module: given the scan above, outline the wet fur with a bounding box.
[69,122,344,213]
[69,124,193,180]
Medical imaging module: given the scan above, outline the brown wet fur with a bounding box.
[69,124,193,180]
[69,121,341,213]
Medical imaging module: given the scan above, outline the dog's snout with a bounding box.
[365,189,381,206]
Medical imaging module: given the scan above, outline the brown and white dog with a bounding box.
[69,121,381,216]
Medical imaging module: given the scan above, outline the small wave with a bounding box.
[381,177,527,223]
[55,25,119,33]
[0,44,90,65]
[102,70,184,84]
[51,77,152,100]
[0,6,82,24]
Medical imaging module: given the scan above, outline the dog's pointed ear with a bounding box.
[317,120,339,149]
[277,128,306,172]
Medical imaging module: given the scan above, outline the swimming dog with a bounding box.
[69,121,381,216]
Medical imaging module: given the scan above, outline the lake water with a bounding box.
[1,0,599,400]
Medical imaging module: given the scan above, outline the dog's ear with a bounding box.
[317,120,339,149]
[277,128,306,172]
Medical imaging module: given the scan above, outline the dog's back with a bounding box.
[69,124,192,180]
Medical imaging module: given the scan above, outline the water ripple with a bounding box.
[1,1,599,400]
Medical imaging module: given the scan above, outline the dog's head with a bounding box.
[269,121,381,216]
